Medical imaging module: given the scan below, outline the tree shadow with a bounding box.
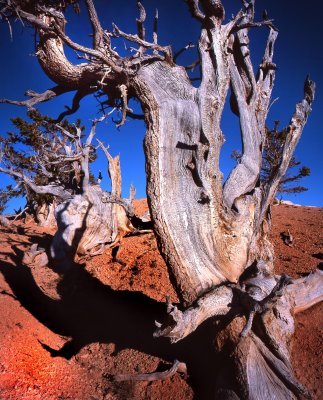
[0,216,231,399]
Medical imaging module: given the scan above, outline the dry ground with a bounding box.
[0,201,322,399]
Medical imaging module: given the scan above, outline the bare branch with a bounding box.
[174,42,196,62]
[223,9,244,37]
[234,4,257,102]
[112,360,187,382]
[186,0,205,21]
[231,19,276,33]
[54,24,123,74]
[0,166,71,200]
[45,153,83,164]
[115,84,132,128]
[129,183,136,203]
[113,23,172,61]
[0,12,13,40]
[12,7,119,76]
[0,86,69,110]
[55,125,77,140]
[153,8,158,53]
[16,8,55,31]
[85,0,104,49]
[249,333,312,399]
[240,310,255,337]
[126,110,144,120]
[238,274,293,337]
[223,20,278,209]
[35,158,54,178]
[185,59,200,71]
[12,206,29,222]
[21,6,120,72]
[257,28,278,88]
[101,191,134,218]
[154,286,233,343]
[286,269,323,314]
[36,6,66,21]
[136,1,146,41]
[260,77,315,219]
[56,89,96,122]
[96,138,122,197]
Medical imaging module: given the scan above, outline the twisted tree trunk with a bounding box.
[132,58,321,399]
[130,9,319,398]
[135,61,262,305]
[50,185,116,262]
[1,0,321,398]
[50,154,135,263]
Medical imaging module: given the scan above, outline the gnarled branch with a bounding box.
[112,360,187,382]
[260,77,315,220]
[154,286,233,343]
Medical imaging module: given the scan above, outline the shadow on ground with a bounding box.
[0,230,229,400]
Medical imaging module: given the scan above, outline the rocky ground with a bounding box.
[0,201,322,400]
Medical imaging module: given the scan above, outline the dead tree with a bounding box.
[0,117,138,262]
[1,1,322,398]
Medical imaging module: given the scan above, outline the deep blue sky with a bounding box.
[0,0,322,213]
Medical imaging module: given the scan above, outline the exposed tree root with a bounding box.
[111,360,187,382]
[154,286,233,343]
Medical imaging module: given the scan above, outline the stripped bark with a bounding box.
[213,270,323,399]
[1,0,321,397]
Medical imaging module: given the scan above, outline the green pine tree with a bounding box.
[0,110,96,215]
[232,121,310,196]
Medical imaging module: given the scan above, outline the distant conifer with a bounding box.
[232,121,310,196]
[0,110,96,214]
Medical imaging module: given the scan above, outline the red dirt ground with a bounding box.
[0,201,322,399]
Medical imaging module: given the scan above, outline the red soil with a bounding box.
[0,201,322,399]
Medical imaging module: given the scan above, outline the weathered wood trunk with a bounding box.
[35,201,57,228]
[130,7,319,398]
[1,0,321,398]
[213,271,323,399]
[134,60,273,306]
[50,185,118,262]
[50,153,135,263]
[133,60,319,399]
